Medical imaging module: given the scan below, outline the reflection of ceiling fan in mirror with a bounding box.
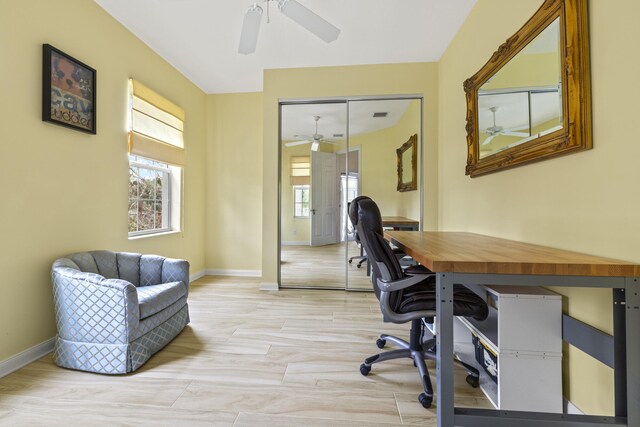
[285,116,339,151]
[481,106,530,145]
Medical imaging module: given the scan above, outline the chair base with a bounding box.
[348,255,368,268]
[359,319,480,409]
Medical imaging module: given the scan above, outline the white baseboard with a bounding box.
[205,269,262,277]
[281,241,310,246]
[0,337,55,378]
[190,269,262,281]
[260,282,279,291]
[564,398,584,415]
[189,270,206,282]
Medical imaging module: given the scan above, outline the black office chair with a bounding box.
[348,201,368,268]
[348,196,406,275]
[350,196,488,409]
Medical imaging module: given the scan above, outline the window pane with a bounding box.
[138,199,155,231]
[128,157,172,235]
[293,185,310,218]
[128,205,138,233]
[155,201,163,229]
[155,171,163,200]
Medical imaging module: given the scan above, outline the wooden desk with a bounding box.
[382,216,419,231]
[384,231,639,427]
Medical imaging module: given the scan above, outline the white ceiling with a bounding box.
[94,0,477,94]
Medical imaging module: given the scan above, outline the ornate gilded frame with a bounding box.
[464,0,591,177]
[397,134,417,192]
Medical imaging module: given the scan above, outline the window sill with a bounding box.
[128,230,181,240]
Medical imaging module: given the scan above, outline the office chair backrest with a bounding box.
[348,196,369,245]
[350,197,405,307]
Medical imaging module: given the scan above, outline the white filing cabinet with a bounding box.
[453,285,563,412]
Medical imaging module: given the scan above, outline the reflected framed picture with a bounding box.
[42,44,96,134]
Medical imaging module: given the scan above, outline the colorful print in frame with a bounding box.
[42,44,96,134]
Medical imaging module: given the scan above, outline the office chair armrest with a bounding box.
[377,272,434,293]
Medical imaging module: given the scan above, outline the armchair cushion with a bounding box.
[137,281,187,320]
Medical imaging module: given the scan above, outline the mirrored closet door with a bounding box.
[279,97,423,290]
[280,102,348,289]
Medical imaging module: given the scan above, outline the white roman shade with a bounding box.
[128,79,185,166]
[290,156,310,185]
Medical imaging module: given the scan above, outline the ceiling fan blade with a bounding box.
[481,134,497,146]
[294,134,314,140]
[501,131,530,137]
[238,4,263,54]
[285,140,311,147]
[278,0,340,43]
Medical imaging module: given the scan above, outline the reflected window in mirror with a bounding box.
[293,185,310,217]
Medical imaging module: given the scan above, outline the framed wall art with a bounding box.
[42,44,96,134]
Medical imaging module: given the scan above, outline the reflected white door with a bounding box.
[310,152,339,246]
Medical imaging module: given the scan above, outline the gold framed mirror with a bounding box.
[397,134,417,192]
[464,0,591,177]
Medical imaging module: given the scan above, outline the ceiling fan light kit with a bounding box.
[239,0,340,54]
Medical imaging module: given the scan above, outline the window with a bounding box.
[128,79,184,237]
[128,156,171,235]
[293,185,310,217]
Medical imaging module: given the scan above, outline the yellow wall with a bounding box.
[261,63,439,287]
[438,0,640,415]
[0,0,207,361]
[205,92,263,271]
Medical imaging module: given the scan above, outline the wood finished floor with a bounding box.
[0,276,491,426]
[281,241,372,290]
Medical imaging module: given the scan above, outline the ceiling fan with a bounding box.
[285,116,339,151]
[238,0,340,54]
[481,106,530,145]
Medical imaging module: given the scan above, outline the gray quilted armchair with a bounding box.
[51,250,190,374]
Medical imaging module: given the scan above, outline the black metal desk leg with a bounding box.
[436,273,454,427]
[625,277,640,426]
[613,288,626,417]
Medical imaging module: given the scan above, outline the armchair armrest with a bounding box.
[161,258,190,293]
[52,269,139,344]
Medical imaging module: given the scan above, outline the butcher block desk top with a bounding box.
[384,231,640,277]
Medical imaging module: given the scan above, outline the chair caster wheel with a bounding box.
[360,363,371,376]
[418,393,432,409]
[376,338,386,349]
[357,265,362,268]
[466,374,480,388]
[349,259,353,264]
